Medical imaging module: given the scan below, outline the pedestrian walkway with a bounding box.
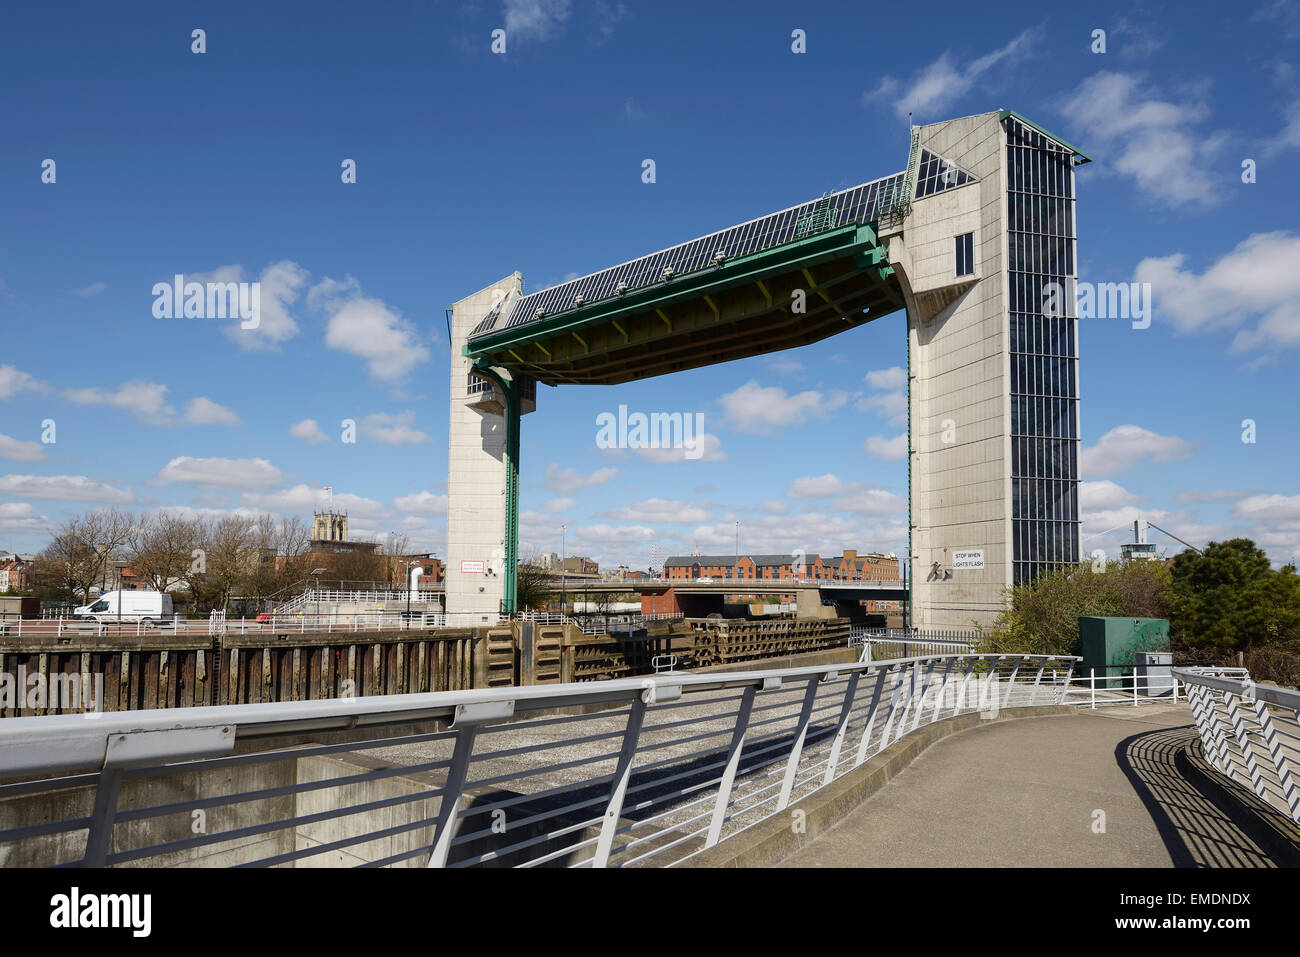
[779,704,1277,867]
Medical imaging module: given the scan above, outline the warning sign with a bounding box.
[460,560,486,574]
[952,549,984,570]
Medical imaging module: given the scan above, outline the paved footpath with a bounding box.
[779,703,1277,868]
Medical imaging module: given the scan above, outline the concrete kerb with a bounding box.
[1180,736,1300,867]
[680,704,1077,868]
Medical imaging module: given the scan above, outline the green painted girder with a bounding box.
[465,222,892,361]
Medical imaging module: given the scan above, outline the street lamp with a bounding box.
[398,559,421,627]
[113,559,128,633]
[311,567,327,623]
[735,521,740,581]
[560,524,567,617]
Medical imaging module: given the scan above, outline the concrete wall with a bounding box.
[893,112,1012,628]
[445,274,523,626]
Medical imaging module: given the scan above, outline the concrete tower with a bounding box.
[444,273,536,626]
[893,111,1083,626]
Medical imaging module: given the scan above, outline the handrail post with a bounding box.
[823,672,862,785]
[1057,660,1075,705]
[82,768,124,867]
[706,685,757,848]
[854,667,890,767]
[877,663,910,752]
[427,725,479,868]
[1251,698,1300,824]
[1090,668,1096,709]
[930,659,955,723]
[593,697,647,867]
[777,678,820,810]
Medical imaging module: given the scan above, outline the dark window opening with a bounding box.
[955,232,975,277]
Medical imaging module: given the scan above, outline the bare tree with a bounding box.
[206,515,256,612]
[516,549,553,612]
[128,510,202,593]
[382,531,412,585]
[38,508,134,601]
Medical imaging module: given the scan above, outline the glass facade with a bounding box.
[1005,116,1081,584]
[915,149,975,198]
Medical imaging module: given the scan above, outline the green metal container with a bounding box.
[1078,617,1170,689]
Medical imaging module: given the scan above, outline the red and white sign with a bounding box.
[460,560,486,574]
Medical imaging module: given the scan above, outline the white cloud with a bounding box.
[359,412,431,445]
[691,512,905,558]
[1062,71,1227,207]
[504,0,571,42]
[856,391,907,426]
[1266,95,1300,156]
[595,1,628,43]
[289,418,329,444]
[72,282,106,298]
[1234,493,1300,520]
[1136,232,1300,352]
[0,365,45,400]
[183,397,241,426]
[633,432,726,463]
[787,474,844,499]
[154,456,283,490]
[545,497,577,513]
[768,358,806,375]
[598,499,712,523]
[392,490,449,515]
[1080,424,1196,477]
[242,483,390,519]
[218,260,310,351]
[65,380,174,423]
[322,294,431,382]
[573,523,657,545]
[719,381,849,434]
[545,464,617,494]
[1080,479,1138,511]
[866,27,1043,121]
[864,434,907,460]
[0,502,54,534]
[833,489,908,516]
[0,434,48,463]
[0,474,133,503]
[1175,488,1250,504]
[863,366,906,390]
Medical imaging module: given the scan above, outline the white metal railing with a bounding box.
[509,611,684,635]
[0,651,1076,868]
[0,612,448,638]
[1174,667,1300,827]
[1055,665,1251,709]
[850,628,980,663]
[279,587,444,611]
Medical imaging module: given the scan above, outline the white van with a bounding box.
[74,590,173,626]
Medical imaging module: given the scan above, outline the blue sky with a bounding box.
[2,0,1299,570]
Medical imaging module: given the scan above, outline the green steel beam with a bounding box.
[465,223,888,359]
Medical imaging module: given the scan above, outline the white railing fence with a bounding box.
[850,627,980,663]
[0,652,1076,868]
[0,612,449,638]
[1174,666,1300,827]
